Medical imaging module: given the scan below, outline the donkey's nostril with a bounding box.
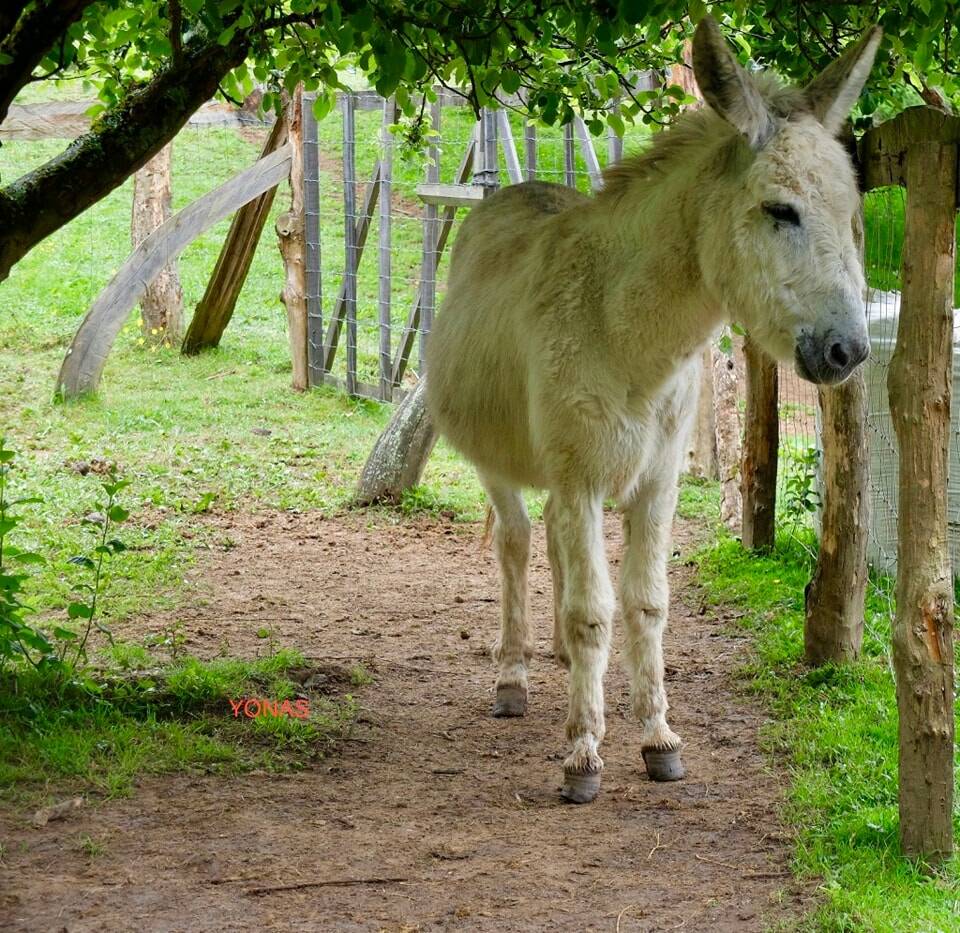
[827,342,849,369]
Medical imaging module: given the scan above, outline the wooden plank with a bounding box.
[574,116,603,191]
[415,183,486,207]
[419,98,443,371]
[607,126,623,165]
[56,145,293,399]
[497,109,524,185]
[182,108,289,355]
[342,91,358,396]
[320,161,383,370]
[392,137,475,386]
[378,98,395,401]
[303,93,323,385]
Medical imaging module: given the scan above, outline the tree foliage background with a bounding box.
[0,1,956,280]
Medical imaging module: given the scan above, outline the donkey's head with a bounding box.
[692,16,882,384]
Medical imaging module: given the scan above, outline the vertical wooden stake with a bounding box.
[804,371,870,663]
[712,339,742,531]
[887,140,956,863]
[276,86,308,392]
[741,335,778,550]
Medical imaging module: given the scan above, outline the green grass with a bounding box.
[694,528,960,931]
[0,647,358,806]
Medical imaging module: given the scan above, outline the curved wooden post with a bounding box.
[741,335,778,550]
[55,144,292,399]
[887,138,957,863]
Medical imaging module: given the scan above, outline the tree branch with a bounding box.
[0,0,98,125]
[0,2,32,44]
[0,32,251,282]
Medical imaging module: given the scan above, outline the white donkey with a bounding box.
[427,16,881,803]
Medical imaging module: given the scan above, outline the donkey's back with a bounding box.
[426,181,589,487]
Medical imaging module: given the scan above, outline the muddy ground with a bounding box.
[0,510,811,931]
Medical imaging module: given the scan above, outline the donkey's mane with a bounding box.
[600,73,808,199]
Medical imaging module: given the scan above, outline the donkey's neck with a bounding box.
[592,131,736,374]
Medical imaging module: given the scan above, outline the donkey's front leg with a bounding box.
[552,491,614,803]
[620,479,685,782]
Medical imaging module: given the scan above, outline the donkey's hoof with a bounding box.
[561,769,602,804]
[642,746,685,782]
[492,685,527,718]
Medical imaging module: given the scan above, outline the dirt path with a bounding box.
[2,511,809,931]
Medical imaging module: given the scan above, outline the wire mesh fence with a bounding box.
[310,90,652,398]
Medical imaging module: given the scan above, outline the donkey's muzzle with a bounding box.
[795,333,869,385]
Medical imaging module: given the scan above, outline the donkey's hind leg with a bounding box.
[543,494,570,669]
[620,471,685,782]
[480,473,533,718]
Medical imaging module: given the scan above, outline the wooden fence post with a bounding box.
[276,86,309,391]
[131,142,183,345]
[182,111,289,355]
[563,122,576,188]
[741,335,778,550]
[804,372,870,663]
[804,204,870,666]
[524,120,537,180]
[887,138,957,863]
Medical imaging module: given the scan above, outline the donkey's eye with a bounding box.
[762,202,801,226]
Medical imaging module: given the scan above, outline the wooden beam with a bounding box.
[415,183,486,207]
[182,109,289,355]
[574,116,603,191]
[497,109,524,185]
[56,144,293,399]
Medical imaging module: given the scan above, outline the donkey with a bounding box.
[426,16,881,803]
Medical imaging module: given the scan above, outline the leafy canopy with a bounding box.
[24,2,960,132]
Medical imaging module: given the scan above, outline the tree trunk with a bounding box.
[182,110,288,355]
[0,33,249,282]
[686,347,718,479]
[276,87,308,392]
[131,143,183,346]
[712,337,742,531]
[741,335,778,550]
[887,140,956,864]
[354,377,437,505]
[804,370,870,664]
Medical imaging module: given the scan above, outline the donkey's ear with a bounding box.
[803,26,883,135]
[692,15,774,148]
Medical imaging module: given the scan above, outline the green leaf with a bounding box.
[68,555,96,569]
[68,602,94,620]
[53,626,79,641]
[107,504,130,522]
